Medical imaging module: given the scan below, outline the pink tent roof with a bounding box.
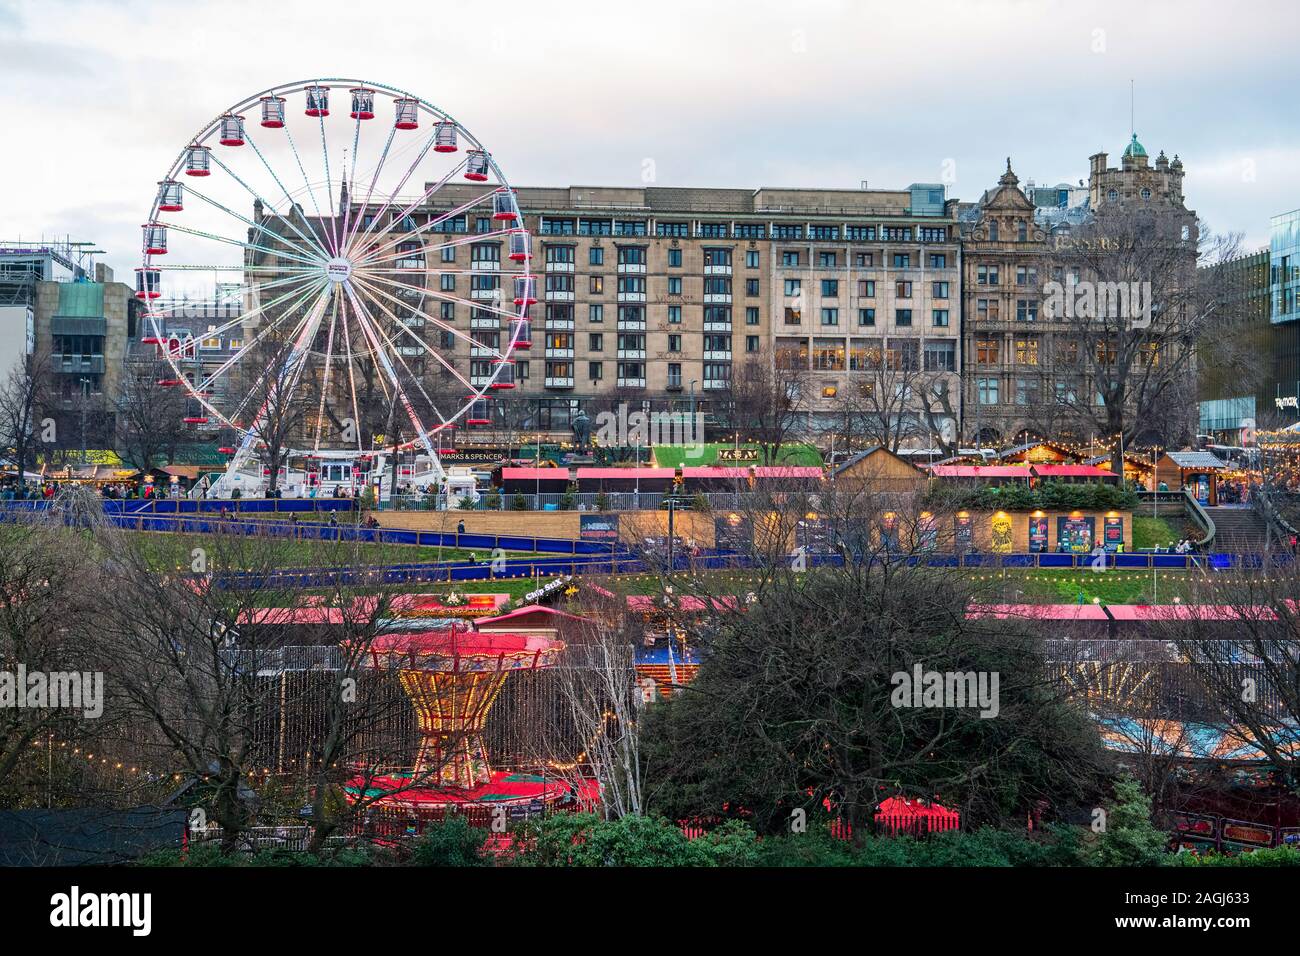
[1031,464,1116,478]
[925,465,1032,479]
[967,603,1109,621]
[501,467,570,481]
[1104,604,1279,622]
[575,467,675,480]
[475,604,587,627]
[680,466,823,479]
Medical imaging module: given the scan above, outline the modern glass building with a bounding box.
[1271,208,1300,325]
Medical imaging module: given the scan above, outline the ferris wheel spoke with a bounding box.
[352,172,490,268]
[281,122,335,257]
[349,273,503,358]
[180,181,322,264]
[229,285,332,449]
[205,148,331,263]
[340,125,396,255]
[316,107,341,256]
[349,275,476,393]
[163,221,323,268]
[312,294,341,453]
[342,124,449,259]
[240,133,336,260]
[362,269,524,327]
[339,294,363,452]
[349,280,452,425]
[340,282,438,459]
[194,278,329,394]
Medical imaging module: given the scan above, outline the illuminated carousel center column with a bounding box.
[358,627,573,812]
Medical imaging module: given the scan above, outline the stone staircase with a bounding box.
[1203,506,1272,553]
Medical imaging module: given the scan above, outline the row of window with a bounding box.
[536,219,952,242]
[783,308,952,328]
[776,338,957,373]
[464,359,731,386]
[783,278,952,298]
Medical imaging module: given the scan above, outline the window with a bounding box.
[697,222,728,238]
[589,361,603,380]
[1015,377,1040,405]
[847,226,876,242]
[818,251,837,268]
[932,309,949,327]
[977,264,999,285]
[657,222,689,238]
[745,307,759,325]
[618,276,647,295]
[894,309,913,327]
[703,333,730,353]
[667,334,681,352]
[883,227,912,242]
[589,276,603,294]
[746,250,760,268]
[746,335,759,352]
[1055,381,1077,403]
[932,281,949,298]
[516,361,529,380]
[200,336,221,350]
[667,248,682,267]
[668,277,682,295]
[977,377,999,405]
[784,307,802,325]
[735,224,766,239]
[1056,340,1078,364]
[439,330,456,350]
[667,363,681,387]
[811,225,840,241]
[895,280,912,298]
[820,307,839,326]
[441,246,456,263]
[976,298,1000,322]
[976,339,999,364]
[440,274,456,292]
[813,338,846,371]
[442,302,456,321]
[589,333,603,351]
[850,338,882,370]
[821,279,839,297]
[988,220,999,241]
[475,216,491,233]
[618,246,647,266]
[858,280,876,297]
[1014,338,1039,365]
[1095,343,1118,365]
[773,224,804,240]
[1107,189,1118,202]
[924,340,956,372]
[1015,265,1037,287]
[854,252,874,267]
[785,279,802,296]
[588,304,604,323]
[887,340,919,371]
[745,278,759,296]
[858,308,876,327]
[1141,187,1152,200]
[782,251,800,266]
[893,253,911,268]
[1017,221,1028,242]
[588,246,605,266]
[928,253,947,268]
[668,305,681,324]
[1016,299,1038,323]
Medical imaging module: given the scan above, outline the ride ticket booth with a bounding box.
[1154,451,1227,506]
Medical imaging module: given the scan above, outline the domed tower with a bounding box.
[1088,134,1190,216]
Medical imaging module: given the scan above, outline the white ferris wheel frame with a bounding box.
[139,77,532,485]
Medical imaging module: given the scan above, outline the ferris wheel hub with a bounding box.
[324,256,353,283]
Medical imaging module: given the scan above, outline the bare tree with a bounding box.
[1047,209,1247,472]
[0,351,52,490]
[722,351,808,465]
[114,358,188,471]
[835,345,958,456]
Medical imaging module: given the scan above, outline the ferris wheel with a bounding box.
[137,78,533,490]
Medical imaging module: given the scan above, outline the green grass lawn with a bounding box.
[130,532,541,571]
[1132,515,1180,550]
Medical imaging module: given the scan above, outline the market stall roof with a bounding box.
[681,465,823,479]
[474,604,586,628]
[967,603,1109,621]
[575,467,675,480]
[1104,604,1278,622]
[501,467,572,481]
[924,465,1033,479]
[626,595,741,613]
[1030,464,1116,478]
[1164,451,1228,470]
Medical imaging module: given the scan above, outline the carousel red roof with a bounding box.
[365,626,563,667]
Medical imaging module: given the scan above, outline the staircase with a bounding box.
[1204,506,1272,553]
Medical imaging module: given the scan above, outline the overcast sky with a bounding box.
[3,0,1297,280]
